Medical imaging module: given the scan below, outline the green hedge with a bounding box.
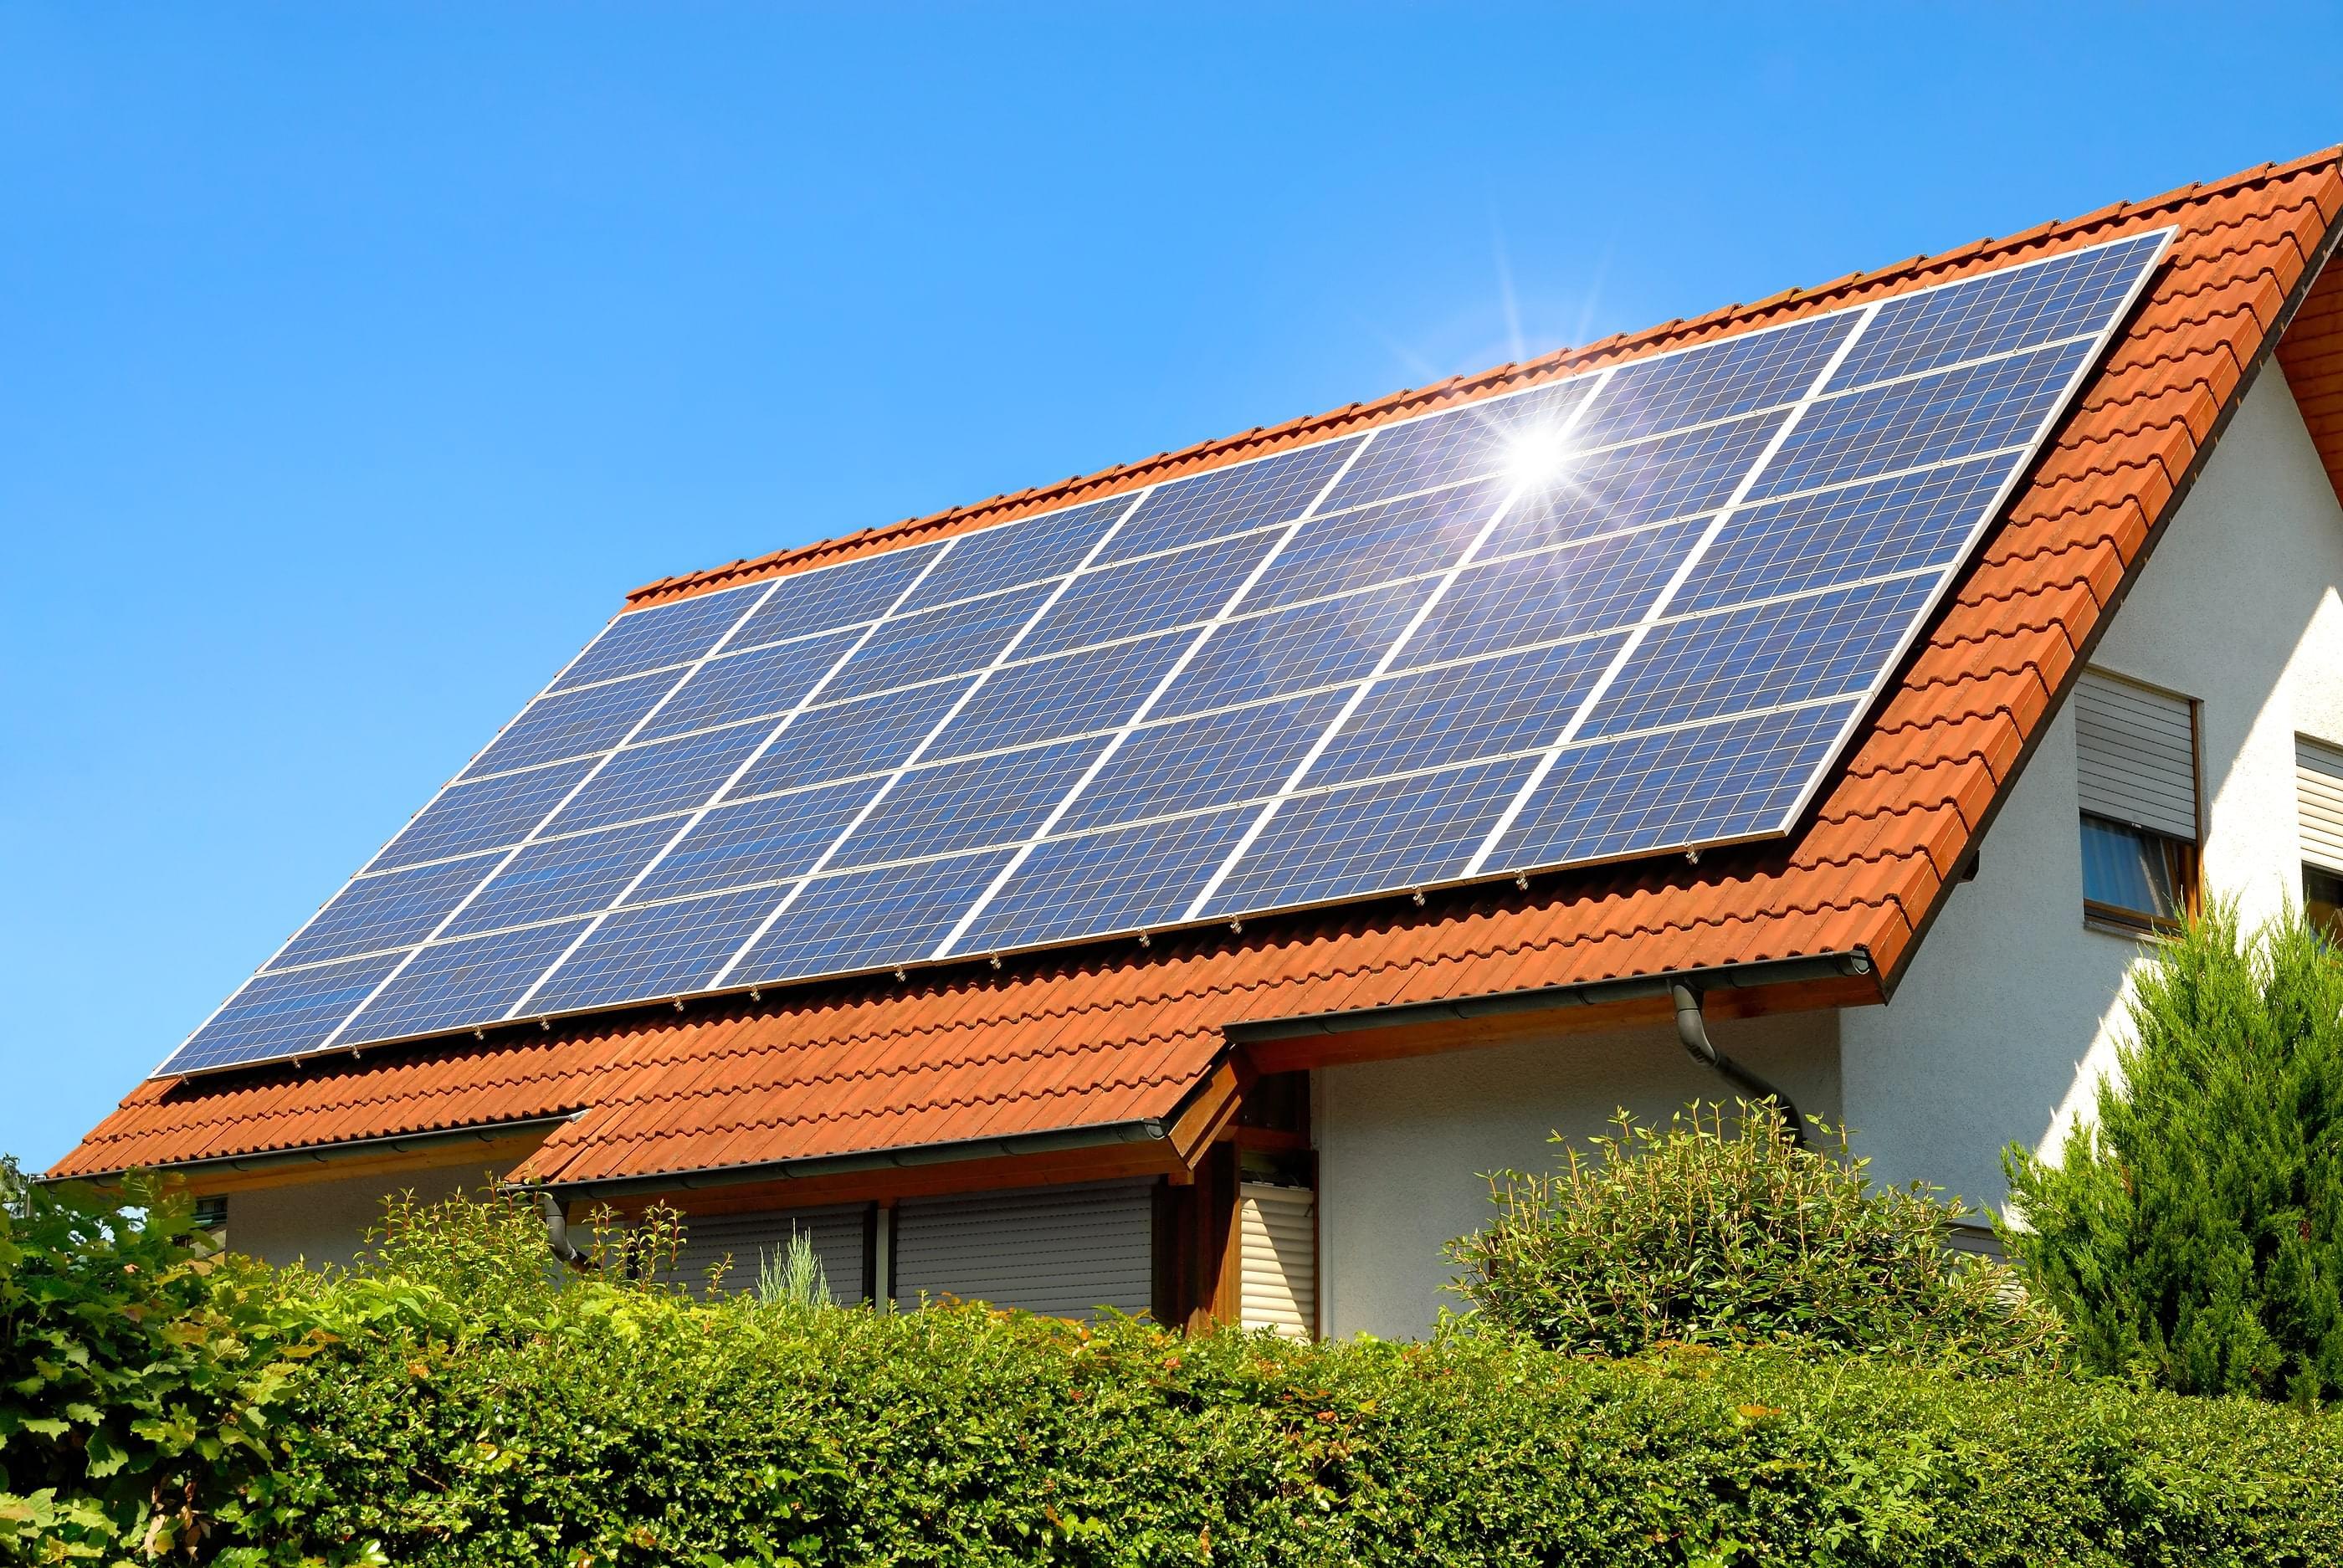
[238,1196,2339,1567]
[13,1185,2343,1566]
[273,1294,2343,1568]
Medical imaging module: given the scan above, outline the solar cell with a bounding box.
[1486,699,1860,870]
[725,677,977,800]
[823,582,1054,702]
[367,758,597,873]
[1154,578,1436,720]
[1098,438,1364,564]
[1572,310,1858,448]
[926,631,1187,761]
[1319,378,1595,512]
[1241,479,1510,612]
[825,735,1110,873]
[157,228,2170,1078]
[525,886,782,1015]
[1397,517,1703,670]
[897,495,1131,613]
[726,542,944,653]
[1478,411,1786,559]
[1306,633,1628,789]
[1057,689,1354,833]
[1826,230,2166,393]
[169,954,406,1073]
[951,807,1259,953]
[1673,453,2019,616]
[551,585,757,693]
[628,776,888,904]
[1577,575,1939,740]
[340,920,594,1047]
[270,852,502,970]
[441,816,679,937]
[542,721,775,836]
[1751,337,2093,500]
[733,849,1018,987]
[1018,528,1282,660]
[461,669,677,780]
[1198,755,1541,917]
[635,629,859,742]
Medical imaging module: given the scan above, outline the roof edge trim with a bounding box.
[44,1112,581,1186]
[1877,172,2343,997]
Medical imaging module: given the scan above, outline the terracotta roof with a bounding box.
[53,150,2343,1188]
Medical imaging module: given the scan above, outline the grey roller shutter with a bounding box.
[2301,738,2343,874]
[2075,672,2197,840]
[1238,1183,1315,1340]
[892,1180,1153,1319]
[669,1204,867,1301]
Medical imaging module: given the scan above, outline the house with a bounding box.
[49,150,2343,1340]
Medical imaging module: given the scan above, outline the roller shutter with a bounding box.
[892,1180,1153,1319]
[2075,672,2197,841]
[669,1204,868,1301]
[1238,1183,1316,1340]
[2300,739,2343,875]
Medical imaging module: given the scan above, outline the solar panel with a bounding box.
[157,228,2171,1077]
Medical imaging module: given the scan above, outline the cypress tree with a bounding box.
[2003,901,2343,1403]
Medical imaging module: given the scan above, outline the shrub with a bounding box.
[1448,1100,2059,1366]
[2004,901,2343,1404]
[14,1186,2343,1565]
[0,1173,316,1563]
[263,1199,2343,1566]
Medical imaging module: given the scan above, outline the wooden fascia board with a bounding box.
[1241,974,1874,1076]
[73,1126,561,1199]
[586,1137,1187,1221]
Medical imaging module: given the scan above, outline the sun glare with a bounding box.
[1505,428,1576,488]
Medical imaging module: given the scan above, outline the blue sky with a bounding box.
[5,4,2339,1170]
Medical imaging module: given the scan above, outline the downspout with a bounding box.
[1670,983,1807,1148]
[515,1186,593,1269]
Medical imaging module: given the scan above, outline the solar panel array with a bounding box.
[158,228,2171,1077]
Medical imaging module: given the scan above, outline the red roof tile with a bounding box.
[52,151,2343,1189]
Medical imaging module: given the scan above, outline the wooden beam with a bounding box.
[1165,1058,1245,1166]
[1243,976,1873,1075]
[587,1138,1187,1222]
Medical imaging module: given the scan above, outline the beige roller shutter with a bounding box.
[892,1180,1153,1319]
[2075,672,2197,840]
[2300,738,2343,874]
[669,1204,867,1300]
[1238,1183,1316,1340]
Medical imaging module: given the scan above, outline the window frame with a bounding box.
[2297,735,2343,944]
[2074,669,2202,940]
[2080,816,2200,938]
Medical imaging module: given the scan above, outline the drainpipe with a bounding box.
[520,1186,593,1268]
[1670,983,1807,1148]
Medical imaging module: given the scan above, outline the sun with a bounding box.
[1504,426,1577,488]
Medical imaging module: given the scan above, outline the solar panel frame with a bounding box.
[156,226,2173,1079]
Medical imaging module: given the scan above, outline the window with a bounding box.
[2299,737,2343,942]
[2075,671,2198,935]
[192,1195,228,1233]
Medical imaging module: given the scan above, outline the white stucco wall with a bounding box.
[1314,1009,1839,1340]
[222,1161,484,1270]
[1840,369,2343,1214]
